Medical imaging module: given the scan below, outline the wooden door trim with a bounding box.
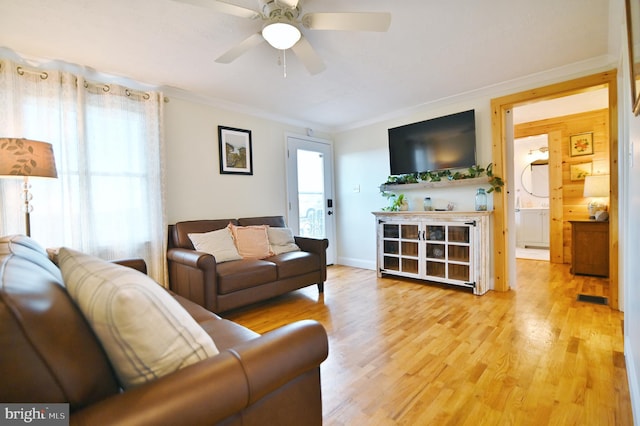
[490,70,619,309]
[548,130,564,264]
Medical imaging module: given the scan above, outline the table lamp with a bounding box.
[0,138,58,236]
[583,174,609,220]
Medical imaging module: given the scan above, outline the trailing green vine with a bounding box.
[380,192,407,211]
[380,163,505,193]
[484,163,504,193]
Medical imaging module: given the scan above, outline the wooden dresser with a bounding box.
[569,220,609,277]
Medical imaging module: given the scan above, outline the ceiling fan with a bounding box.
[175,0,391,74]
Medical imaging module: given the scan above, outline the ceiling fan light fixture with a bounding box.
[262,22,301,50]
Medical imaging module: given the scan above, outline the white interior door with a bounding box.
[286,134,336,265]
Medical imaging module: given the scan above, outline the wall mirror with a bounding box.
[626,0,640,114]
[520,160,549,198]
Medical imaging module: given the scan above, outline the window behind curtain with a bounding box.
[0,59,166,284]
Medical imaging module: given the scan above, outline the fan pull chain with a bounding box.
[282,49,287,78]
[276,51,288,78]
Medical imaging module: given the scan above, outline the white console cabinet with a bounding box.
[372,211,492,295]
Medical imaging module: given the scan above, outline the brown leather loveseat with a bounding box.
[168,216,328,313]
[0,234,329,425]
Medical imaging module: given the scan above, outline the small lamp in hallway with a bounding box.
[583,174,609,220]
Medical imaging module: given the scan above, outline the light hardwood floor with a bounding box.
[224,260,632,425]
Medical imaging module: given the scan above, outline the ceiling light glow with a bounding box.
[262,22,301,50]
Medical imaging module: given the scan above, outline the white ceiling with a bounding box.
[514,88,609,124]
[0,0,616,131]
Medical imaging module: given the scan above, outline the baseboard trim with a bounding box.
[336,257,375,270]
[625,339,640,424]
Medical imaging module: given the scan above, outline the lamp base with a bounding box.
[22,176,33,237]
[24,212,31,237]
[587,201,606,220]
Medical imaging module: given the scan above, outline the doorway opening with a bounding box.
[514,134,550,261]
[491,71,619,309]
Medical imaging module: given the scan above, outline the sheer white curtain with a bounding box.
[0,58,167,284]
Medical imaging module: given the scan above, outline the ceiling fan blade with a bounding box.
[215,33,265,63]
[302,12,391,32]
[291,36,326,75]
[278,0,300,8]
[174,0,260,19]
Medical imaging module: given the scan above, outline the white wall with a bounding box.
[622,29,640,424]
[333,99,499,270]
[163,96,329,224]
[613,0,640,416]
[625,103,640,424]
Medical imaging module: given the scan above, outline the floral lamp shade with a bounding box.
[0,138,57,237]
[0,138,58,178]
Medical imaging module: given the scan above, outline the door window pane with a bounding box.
[297,149,325,238]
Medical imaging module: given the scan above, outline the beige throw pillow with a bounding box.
[267,227,300,255]
[229,223,274,259]
[58,248,219,389]
[188,227,242,263]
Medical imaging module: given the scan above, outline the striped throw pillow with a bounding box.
[58,248,219,389]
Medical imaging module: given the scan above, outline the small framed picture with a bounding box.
[570,162,592,181]
[218,126,253,175]
[569,132,594,157]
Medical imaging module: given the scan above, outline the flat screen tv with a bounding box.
[388,110,477,175]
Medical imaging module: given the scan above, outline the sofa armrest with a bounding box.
[167,248,219,311]
[230,319,329,404]
[70,351,248,426]
[294,236,328,256]
[167,247,217,270]
[294,237,329,283]
[70,320,328,426]
[112,258,147,275]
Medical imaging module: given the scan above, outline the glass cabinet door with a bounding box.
[380,222,420,276]
[425,225,446,279]
[423,222,473,285]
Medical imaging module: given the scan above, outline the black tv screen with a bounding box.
[388,110,477,175]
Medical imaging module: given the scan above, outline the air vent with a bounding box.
[577,294,608,305]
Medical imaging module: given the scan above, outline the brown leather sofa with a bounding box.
[0,235,329,426]
[168,216,328,313]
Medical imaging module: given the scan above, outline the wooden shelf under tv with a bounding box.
[380,176,488,192]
